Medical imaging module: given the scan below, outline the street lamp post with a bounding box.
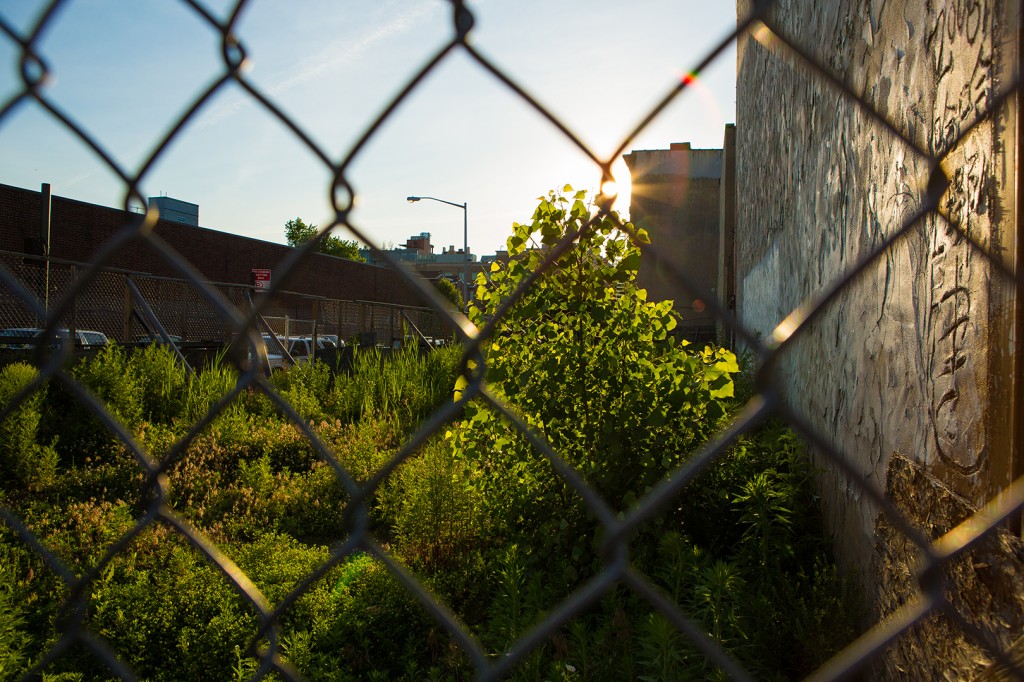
[406,196,469,311]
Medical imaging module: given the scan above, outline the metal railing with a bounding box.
[0,1,1020,680]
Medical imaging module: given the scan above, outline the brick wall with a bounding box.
[624,144,723,329]
[0,182,426,308]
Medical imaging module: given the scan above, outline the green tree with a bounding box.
[284,217,366,262]
[453,186,738,555]
[433,276,464,311]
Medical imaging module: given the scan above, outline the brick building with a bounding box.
[624,138,734,341]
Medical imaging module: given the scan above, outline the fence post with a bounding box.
[68,264,77,342]
[223,287,234,343]
[179,281,188,341]
[41,182,51,320]
[311,300,319,362]
[342,299,350,342]
[123,275,134,341]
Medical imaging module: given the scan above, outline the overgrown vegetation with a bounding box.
[0,189,860,680]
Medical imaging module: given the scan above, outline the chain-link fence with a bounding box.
[0,252,447,353]
[0,0,1021,680]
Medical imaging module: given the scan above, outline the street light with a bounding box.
[406,195,469,311]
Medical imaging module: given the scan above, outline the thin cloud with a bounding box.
[197,1,441,129]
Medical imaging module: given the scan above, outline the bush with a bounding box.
[315,417,403,483]
[451,187,739,579]
[0,362,58,490]
[39,345,143,462]
[0,542,33,677]
[316,554,440,680]
[270,359,333,423]
[84,534,255,681]
[380,438,487,569]
[375,437,491,621]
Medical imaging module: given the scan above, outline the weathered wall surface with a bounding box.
[717,124,738,345]
[736,0,1019,675]
[872,453,1024,678]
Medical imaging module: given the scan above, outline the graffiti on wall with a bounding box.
[736,0,1012,538]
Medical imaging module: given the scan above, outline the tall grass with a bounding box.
[333,344,460,422]
[0,363,58,490]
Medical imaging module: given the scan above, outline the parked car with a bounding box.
[134,334,183,345]
[285,336,336,361]
[317,334,344,348]
[261,333,287,355]
[248,335,284,372]
[0,327,109,349]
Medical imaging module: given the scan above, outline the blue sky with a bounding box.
[1,1,737,257]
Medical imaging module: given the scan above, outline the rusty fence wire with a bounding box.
[0,0,1021,680]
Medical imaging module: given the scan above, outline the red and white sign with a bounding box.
[252,268,272,290]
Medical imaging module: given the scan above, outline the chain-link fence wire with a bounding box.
[0,252,446,354]
[0,0,1021,679]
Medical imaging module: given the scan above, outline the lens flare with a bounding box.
[674,70,725,136]
[600,178,618,199]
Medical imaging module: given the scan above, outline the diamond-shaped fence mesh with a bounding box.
[0,1,1021,680]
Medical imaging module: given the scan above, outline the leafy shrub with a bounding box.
[44,450,144,510]
[447,188,740,583]
[0,543,33,677]
[458,187,737,511]
[316,554,438,680]
[158,415,359,543]
[211,459,347,542]
[37,345,140,462]
[25,498,136,573]
[270,359,333,423]
[315,417,403,483]
[85,533,255,681]
[0,362,58,490]
[379,438,487,566]
[376,437,491,620]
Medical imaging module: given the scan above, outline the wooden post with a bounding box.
[310,300,319,362]
[179,281,188,341]
[68,265,77,343]
[123,275,135,342]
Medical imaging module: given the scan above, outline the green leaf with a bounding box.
[620,251,641,269]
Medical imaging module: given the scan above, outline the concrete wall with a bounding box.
[736,0,1020,675]
[718,124,738,345]
[624,143,723,331]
